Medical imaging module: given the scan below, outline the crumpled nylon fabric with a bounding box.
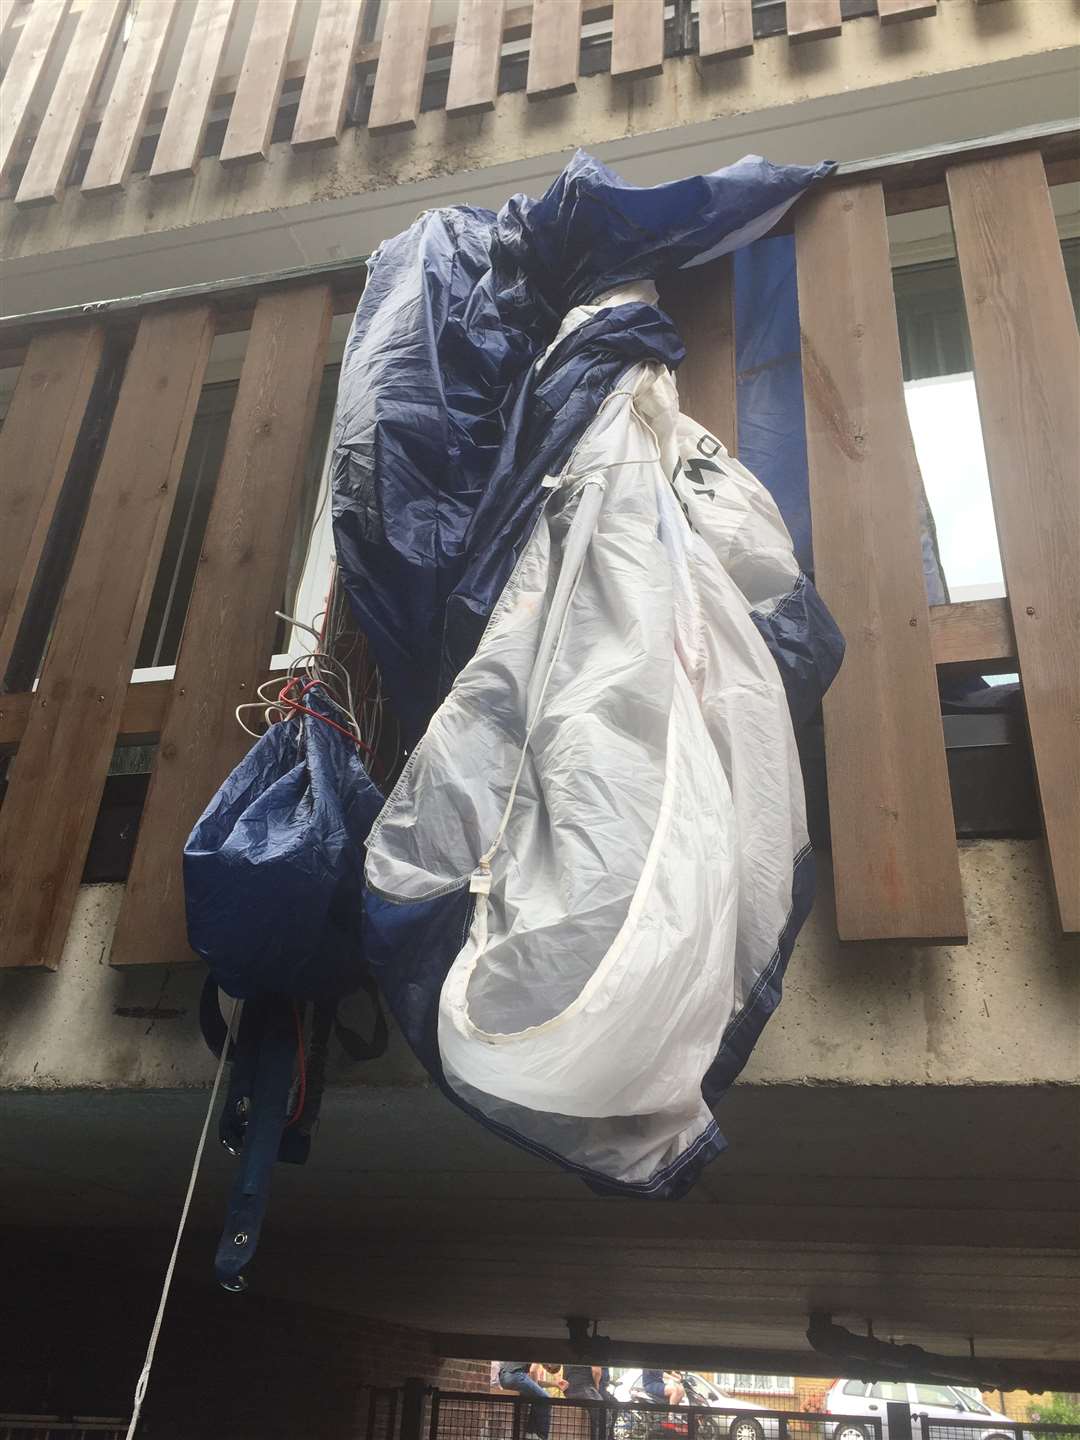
[365,349,840,1193]
[332,149,834,746]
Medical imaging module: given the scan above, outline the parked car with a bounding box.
[825,1379,1016,1440]
[611,1370,782,1440]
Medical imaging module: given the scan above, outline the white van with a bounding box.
[825,1379,1017,1440]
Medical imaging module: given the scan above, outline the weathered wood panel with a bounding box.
[81,0,182,194]
[787,0,842,41]
[0,323,106,681]
[150,0,239,179]
[445,0,505,116]
[658,256,737,454]
[14,0,126,205]
[526,0,583,97]
[0,306,214,971]
[948,151,1080,934]
[368,0,433,132]
[796,182,966,943]
[219,0,300,165]
[0,0,70,188]
[697,0,753,58]
[291,0,365,149]
[110,283,333,969]
[929,598,1014,670]
[611,0,664,79]
[877,0,937,21]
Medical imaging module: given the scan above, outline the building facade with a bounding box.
[0,0,1078,1431]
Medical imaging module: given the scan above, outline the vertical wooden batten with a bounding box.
[150,0,239,180]
[291,0,366,150]
[14,0,127,206]
[0,306,215,972]
[796,182,966,943]
[697,0,754,58]
[367,0,434,133]
[787,0,842,41]
[877,0,937,21]
[110,283,334,970]
[948,150,1080,935]
[0,323,107,681]
[219,0,301,166]
[445,0,506,116]
[658,256,738,455]
[0,0,71,189]
[526,0,584,98]
[81,0,182,195]
[611,0,665,80]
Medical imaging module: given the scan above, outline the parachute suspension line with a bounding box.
[469,473,607,945]
[469,386,665,925]
[124,996,241,1440]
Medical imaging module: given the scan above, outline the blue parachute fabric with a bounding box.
[734,231,948,604]
[332,149,835,746]
[184,686,383,1002]
[362,887,730,1201]
[336,151,841,1201]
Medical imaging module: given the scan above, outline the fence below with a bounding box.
[359,1390,1080,1440]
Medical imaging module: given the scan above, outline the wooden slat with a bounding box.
[150,0,238,179]
[929,598,1014,670]
[877,0,937,22]
[787,0,842,41]
[445,0,505,116]
[81,0,181,194]
[0,670,288,751]
[14,0,125,205]
[219,0,300,166]
[110,283,333,970]
[0,0,70,187]
[657,256,737,454]
[368,0,433,133]
[0,323,106,681]
[948,151,1080,934]
[0,595,1010,753]
[526,0,582,97]
[611,0,664,79]
[0,306,214,971]
[796,182,966,943]
[697,0,753,58]
[291,0,364,149]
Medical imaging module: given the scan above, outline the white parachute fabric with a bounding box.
[365,323,808,1184]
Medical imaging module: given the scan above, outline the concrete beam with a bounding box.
[1,2,1078,314]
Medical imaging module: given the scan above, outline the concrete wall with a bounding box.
[2,840,1076,1094]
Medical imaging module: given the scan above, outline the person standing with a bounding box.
[498,1362,557,1440]
[565,1364,605,1440]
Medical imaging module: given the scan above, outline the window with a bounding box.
[956,1393,991,1416]
[717,1376,795,1396]
[893,239,1080,607]
[914,1387,960,1409]
[868,1383,910,1403]
[843,1383,870,1397]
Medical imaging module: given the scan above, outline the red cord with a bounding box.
[274,677,377,760]
[286,1000,307,1127]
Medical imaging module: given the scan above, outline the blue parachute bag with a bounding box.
[184,685,385,1290]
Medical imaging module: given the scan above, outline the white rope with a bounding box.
[124,997,241,1440]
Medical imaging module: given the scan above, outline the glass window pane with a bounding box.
[868,1383,909,1402]
[914,1387,958,1408]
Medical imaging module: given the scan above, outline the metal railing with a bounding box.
[359,1391,1080,1440]
[425,1393,875,1440]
